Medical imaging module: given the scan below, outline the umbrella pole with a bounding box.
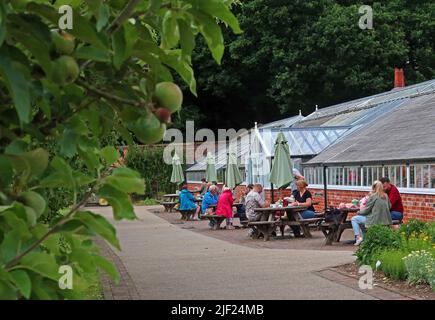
[323,165,328,211]
[271,183,274,203]
[269,156,275,203]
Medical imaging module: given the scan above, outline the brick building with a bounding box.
[186,77,435,222]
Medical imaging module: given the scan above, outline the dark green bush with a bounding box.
[355,225,401,265]
[124,145,174,199]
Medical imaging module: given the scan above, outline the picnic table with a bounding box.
[203,202,243,228]
[207,202,243,210]
[160,194,179,212]
[250,205,323,241]
[319,208,359,245]
[319,207,403,245]
[160,192,202,213]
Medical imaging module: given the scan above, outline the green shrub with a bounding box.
[374,250,408,280]
[124,145,174,199]
[400,232,434,253]
[424,222,435,243]
[399,219,427,240]
[403,250,435,290]
[355,225,401,265]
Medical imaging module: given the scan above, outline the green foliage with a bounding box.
[124,145,174,199]
[355,225,401,265]
[403,250,435,290]
[400,232,434,253]
[374,250,408,280]
[399,219,428,240]
[424,222,435,243]
[358,220,435,288]
[0,0,239,299]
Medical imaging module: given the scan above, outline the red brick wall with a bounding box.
[306,188,435,222]
[187,183,435,222]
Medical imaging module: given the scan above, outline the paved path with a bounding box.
[95,206,374,300]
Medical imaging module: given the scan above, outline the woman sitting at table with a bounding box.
[201,185,219,216]
[293,180,316,219]
[179,184,201,220]
[289,180,316,237]
[351,180,392,246]
[215,186,234,230]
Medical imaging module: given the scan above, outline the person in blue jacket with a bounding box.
[201,185,219,215]
[179,185,200,220]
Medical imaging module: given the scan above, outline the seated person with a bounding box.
[289,180,316,237]
[201,185,219,215]
[236,184,254,222]
[212,181,221,195]
[380,177,404,221]
[245,184,269,222]
[290,168,305,193]
[351,180,393,246]
[245,184,270,237]
[197,178,208,196]
[178,184,201,220]
[215,187,235,229]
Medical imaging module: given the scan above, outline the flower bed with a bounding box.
[355,219,435,291]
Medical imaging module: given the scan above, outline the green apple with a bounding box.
[51,56,80,85]
[51,30,75,55]
[153,82,183,113]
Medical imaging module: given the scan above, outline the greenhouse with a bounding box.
[187,78,435,196]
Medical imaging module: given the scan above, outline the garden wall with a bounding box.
[187,183,435,222]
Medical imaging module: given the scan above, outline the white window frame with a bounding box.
[304,162,435,194]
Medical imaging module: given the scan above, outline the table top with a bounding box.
[163,194,179,198]
[254,205,308,212]
[208,202,242,207]
[337,207,359,213]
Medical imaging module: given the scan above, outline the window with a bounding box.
[304,164,435,189]
[303,167,324,185]
[186,171,204,182]
[410,164,433,189]
[384,165,408,188]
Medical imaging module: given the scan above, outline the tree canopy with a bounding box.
[0,0,240,299]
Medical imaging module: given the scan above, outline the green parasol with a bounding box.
[205,152,217,182]
[269,132,294,189]
[170,153,184,184]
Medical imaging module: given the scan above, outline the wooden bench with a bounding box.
[160,201,177,212]
[176,209,195,221]
[278,217,323,238]
[247,221,277,241]
[203,214,226,230]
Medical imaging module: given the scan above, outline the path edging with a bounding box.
[315,267,422,300]
[95,237,141,300]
